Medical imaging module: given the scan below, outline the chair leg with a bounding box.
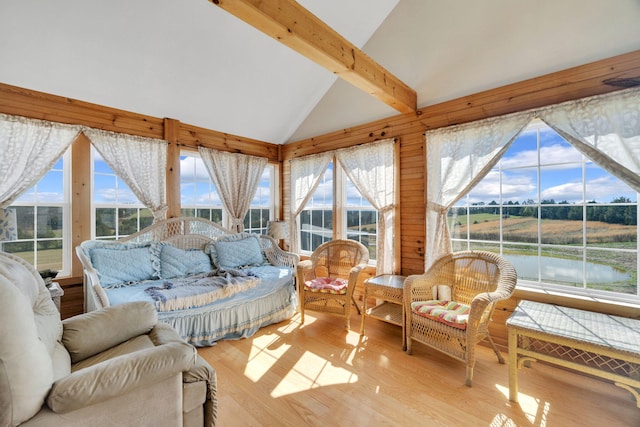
[465,366,473,387]
[486,334,505,364]
[300,304,305,324]
[351,295,361,315]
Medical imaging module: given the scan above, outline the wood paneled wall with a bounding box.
[2,50,640,330]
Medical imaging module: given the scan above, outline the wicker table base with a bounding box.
[360,274,406,350]
[507,300,640,408]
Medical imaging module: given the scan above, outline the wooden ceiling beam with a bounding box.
[209,0,417,114]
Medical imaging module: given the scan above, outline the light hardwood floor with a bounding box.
[197,312,639,427]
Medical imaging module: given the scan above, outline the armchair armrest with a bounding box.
[149,323,218,427]
[296,259,313,283]
[47,341,196,413]
[403,273,439,305]
[62,301,158,363]
[259,235,299,268]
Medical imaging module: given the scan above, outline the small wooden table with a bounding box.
[360,274,406,350]
[507,300,640,408]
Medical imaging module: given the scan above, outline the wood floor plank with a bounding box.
[198,312,639,426]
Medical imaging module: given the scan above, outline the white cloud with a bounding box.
[501,143,581,169]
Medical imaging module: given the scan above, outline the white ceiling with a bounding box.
[1,0,640,145]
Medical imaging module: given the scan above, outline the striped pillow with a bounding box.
[304,277,348,294]
[411,300,470,329]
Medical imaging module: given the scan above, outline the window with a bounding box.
[449,120,638,300]
[345,175,377,261]
[299,161,378,261]
[300,163,333,251]
[180,151,274,232]
[93,147,152,239]
[244,167,274,235]
[6,152,70,275]
[180,154,223,223]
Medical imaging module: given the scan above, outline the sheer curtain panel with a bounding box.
[198,147,267,232]
[336,138,396,274]
[85,128,169,221]
[425,112,533,269]
[540,87,640,192]
[0,114,81,207]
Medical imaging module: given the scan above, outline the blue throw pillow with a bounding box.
[151,242,212,279]
[89,242,155,288]
[210,233,265,270]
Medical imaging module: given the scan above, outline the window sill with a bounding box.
[514,285,640,318]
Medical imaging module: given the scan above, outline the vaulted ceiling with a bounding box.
[1,0,639,145]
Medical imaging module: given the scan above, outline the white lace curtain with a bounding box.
[198,147,267,232]
[85,128,169,222]
[0,114,81,208]
[336,138,396,274]
[289,152,333,252]
[425,86,640,270]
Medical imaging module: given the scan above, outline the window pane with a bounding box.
[36,169,63,203]
[16,206,34,239]
[586,248,636,294]
[94,174,118,204]
[37,239,62,271]
[586,165,636,203]
[4,241,34,264]
[37,207,63,239]
[96,208,116,237]
[503,206,536,244]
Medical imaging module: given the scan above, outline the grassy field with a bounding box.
[9,249,62,272]
[449,213,637,294]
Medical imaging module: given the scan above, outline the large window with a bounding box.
[345,174,377,261]
[449,120,638,300]
[180,152,274,233]
[6,152,70,275]
[299,161,378,261]
[93,147,152,239]
[244,167,274,234]
[300,163,333,251]
[180,154,223,223]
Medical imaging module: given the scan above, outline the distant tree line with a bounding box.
[450,197,637,226]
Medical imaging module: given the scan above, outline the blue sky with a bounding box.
[466,125,636,206]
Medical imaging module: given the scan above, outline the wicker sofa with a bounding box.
[76,217,299,347]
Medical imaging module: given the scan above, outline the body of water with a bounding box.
[504,254,630,284]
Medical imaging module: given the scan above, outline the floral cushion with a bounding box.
[411,300,470,330]
[304,277,348,294]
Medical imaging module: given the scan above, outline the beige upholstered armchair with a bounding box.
[296,239,369,330]
[404,251,517,386]
[0,252,217,427]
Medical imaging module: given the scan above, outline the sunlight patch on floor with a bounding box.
[243,341,285,382]
[270,350,359,398]
[496,384,549,426]
[489,413,518,427]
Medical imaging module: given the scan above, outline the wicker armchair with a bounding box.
[404,251,517,386]
[296,239,369,330]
